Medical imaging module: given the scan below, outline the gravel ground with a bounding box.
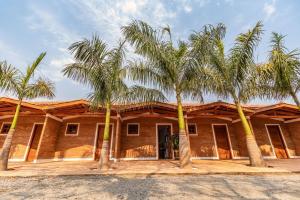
[0,174,299,200]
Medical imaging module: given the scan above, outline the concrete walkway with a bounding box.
[0,159,299,177]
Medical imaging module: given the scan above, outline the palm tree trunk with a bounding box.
[176,94,191,168]
[99,102,111,170]
[235,101,266,167]
[0,101,21,171]
[290,91,300,110]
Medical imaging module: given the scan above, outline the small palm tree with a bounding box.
[190,22,266,167]
[0,53,55,171]
[122,20,202,168]
[258,33,300,109]
[63,35,166,170]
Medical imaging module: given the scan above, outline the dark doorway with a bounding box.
[213,125,232,160]
[157,125,172,159]
[95,124,113,161]
[267,125,288,159]
[27,124,44,162]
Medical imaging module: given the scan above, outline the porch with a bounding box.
[1,159,299,177]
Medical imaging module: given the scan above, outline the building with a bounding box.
[0,97,299,163]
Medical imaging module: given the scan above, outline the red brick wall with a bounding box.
[36,116,62,160]
[0,116,45,160]
[120,117,178,159]
[54,117,116,159]
[286,122,300,156]
[250,118,297,158]
[187,118,242,158]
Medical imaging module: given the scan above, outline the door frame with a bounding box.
[212,123,234,159]
[156,123,173,160]
[24,123,44,162]
[265,124,290,158]
[93,123,115,161]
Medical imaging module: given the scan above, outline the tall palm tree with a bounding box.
[63,35,166,170]
[258,33,300,109]
[122,20,203,168]
[190,22,266,167]
[0,53,55,171]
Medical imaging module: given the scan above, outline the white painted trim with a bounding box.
[290,156,300,158]
[127,123,140,136]
[120,157,157,161]
[46,113,63,122]
[263,156,277,159]
[52,157,94,161]
[156,123,173,160]
[24,123,44,162]
[0,122,11,136]
[232,156,249,159]
[191,157,219,160]
[64,123,80,136]
[264,124,277,157]
[8,158,25,162]
[0,115,14,120]
[265,124,291,158]
[187,123,198,136]
[284,118,300,123]
[93,123,114,161]
[212,124,234,159]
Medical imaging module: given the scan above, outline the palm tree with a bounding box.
[190,22,266,167]
[122,20,203,168]
[258,33,300,109]
[0,53,55,171]
[63,35,166,170]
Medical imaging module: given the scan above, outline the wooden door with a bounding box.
[95,124,113,161]
[267,125,288,159]
[27,124,43,162]
[214,125,231,159]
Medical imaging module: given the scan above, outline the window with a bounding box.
[0,123,11,135]
[188,124,197,135]
[65,123,79,135]
[127,123,139,136]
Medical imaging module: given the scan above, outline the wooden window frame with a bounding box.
[127,123,140,136]
[0,122,12,136]
[188,123,198,136]
[65,123,80,136]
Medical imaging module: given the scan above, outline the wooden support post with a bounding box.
[114,114,122,162]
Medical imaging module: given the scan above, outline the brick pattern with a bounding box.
[120,117,178,159]
[36,116,62,160]
[0,116,45,160]
[54,117,116,159]
[1,114,299,161]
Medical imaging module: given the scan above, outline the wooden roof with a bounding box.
[0,97,299,121]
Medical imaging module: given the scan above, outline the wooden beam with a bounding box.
[232,116,250,123]
[46,113,63,122]
[0,115,14,120]
[284,118,300,123]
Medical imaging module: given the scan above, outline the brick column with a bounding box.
[36,114,62,161]
[114,114,122,162]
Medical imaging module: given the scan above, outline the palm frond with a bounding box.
[25,77,55,99]
[0,61,19,92]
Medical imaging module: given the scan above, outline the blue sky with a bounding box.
[0,0,299,104]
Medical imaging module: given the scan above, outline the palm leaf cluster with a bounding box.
[258,33,300,106]
[63,35,166,110]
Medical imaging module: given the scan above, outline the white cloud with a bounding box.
[263,0,276,20]
[42,57,74,82]
[67,0,177,44]
[183,4,192,13]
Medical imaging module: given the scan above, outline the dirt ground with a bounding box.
[0,174,299,200]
